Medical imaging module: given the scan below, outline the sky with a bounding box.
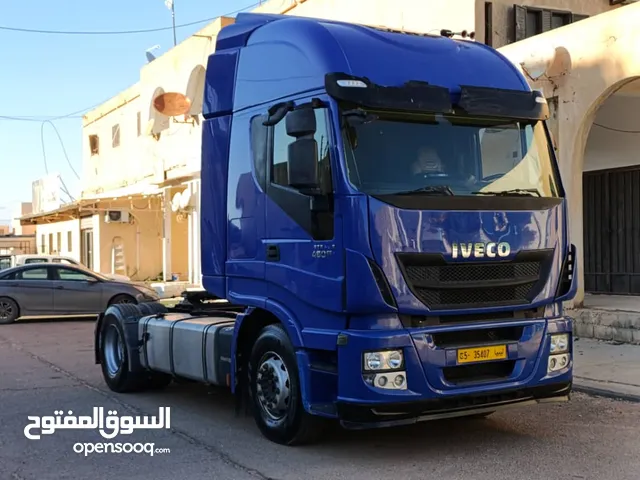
[0,0,262,225]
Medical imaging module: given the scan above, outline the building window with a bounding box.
[136,112,141,137]
[89,135,99,156]
[48,233,53,254]
[40,234,45,253]
[484,2,493,47]
[112,124,121,148]
[514,5,589,42]
[67,231,72,252]
[56,232,61,254]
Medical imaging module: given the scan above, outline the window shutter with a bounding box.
[571,13,589,22]
[541,10,553,32]
[514,5,527,42]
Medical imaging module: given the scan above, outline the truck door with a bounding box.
[264,98,344,315]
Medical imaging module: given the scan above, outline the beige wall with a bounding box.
[12,203,36,236]
[80,17,234,199]
[0,225,10,236]
[35,219,81,258]
[93,198,164,281]
[498,3,640,306]
[0,235,36,255]
[81,85,144,195]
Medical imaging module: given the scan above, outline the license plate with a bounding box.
[457,345,507,364]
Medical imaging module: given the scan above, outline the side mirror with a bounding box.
[287,138,319,189]
[285,107,320,190]
[286,108,317,137]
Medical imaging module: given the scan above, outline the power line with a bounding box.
[593,122,640,134]
[0,2,260,36]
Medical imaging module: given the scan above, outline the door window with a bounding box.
[17,268,49,280]
[57,268,96,282]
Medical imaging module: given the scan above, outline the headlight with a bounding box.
[363,350,404,371]
[550,334,569,354]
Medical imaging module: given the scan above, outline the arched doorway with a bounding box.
[582,78,640,297]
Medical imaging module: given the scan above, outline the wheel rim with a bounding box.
[104,324,125,377]
[0,301,13,320]
[115,297,133,304]
[256,352,291,421]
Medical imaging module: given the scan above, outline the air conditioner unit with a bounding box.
[104,210,130,223]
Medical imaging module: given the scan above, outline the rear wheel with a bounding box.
[248,324,327,445]
[0,297,19,325]
[99,313,171,392]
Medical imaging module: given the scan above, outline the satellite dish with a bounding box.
[178,190,192,210]
[145,45,160,64]
[171,192,182,212]
[153,92,192,117]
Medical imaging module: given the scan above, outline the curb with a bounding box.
[573,383,640,403]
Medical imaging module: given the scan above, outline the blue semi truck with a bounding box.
[94,12,578,445]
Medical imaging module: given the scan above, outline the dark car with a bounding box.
[0,263,160,324]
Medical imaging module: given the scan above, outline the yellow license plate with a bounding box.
[457,345,507,364]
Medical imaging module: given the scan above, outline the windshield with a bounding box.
[341,111,560,197]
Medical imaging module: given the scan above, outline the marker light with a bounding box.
[336,79,368,88]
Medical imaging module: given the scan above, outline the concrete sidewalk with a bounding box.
[573,337,640,402]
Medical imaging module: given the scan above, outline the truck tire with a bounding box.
[99,313,171,393]
[248,324,326,446]
[0,297,19,325]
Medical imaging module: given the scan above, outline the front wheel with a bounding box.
[248,324,326,445]
[0,297,19,325]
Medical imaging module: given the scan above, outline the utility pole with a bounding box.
[165,0,177,46]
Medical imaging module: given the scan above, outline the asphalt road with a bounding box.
[1,318,639,480]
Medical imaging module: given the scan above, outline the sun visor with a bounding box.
[325,73,453,114]
[457,85,549,120]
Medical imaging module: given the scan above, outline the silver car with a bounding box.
[0,263,160,324]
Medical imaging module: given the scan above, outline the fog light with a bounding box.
[363,371,408,390]
[363,350,404,372]
[548,353,570,374]
[550,334,570,354]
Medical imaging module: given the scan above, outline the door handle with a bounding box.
[55,286,64,290]
[266,244,280,261]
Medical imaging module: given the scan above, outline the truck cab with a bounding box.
[95,12,577,446]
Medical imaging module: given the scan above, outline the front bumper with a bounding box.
[337,381,571,429]
[330,316,572,425]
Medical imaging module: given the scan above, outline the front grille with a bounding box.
[396,249,554,311]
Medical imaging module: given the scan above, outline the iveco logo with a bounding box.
[451,242,511,259]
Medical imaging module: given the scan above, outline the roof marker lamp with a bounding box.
[336,79,368,88]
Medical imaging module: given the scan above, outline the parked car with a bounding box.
[0,263,160,324]
[0,254,131,282]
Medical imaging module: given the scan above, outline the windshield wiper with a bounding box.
[395,185,455,196]
[471,188,541,197]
